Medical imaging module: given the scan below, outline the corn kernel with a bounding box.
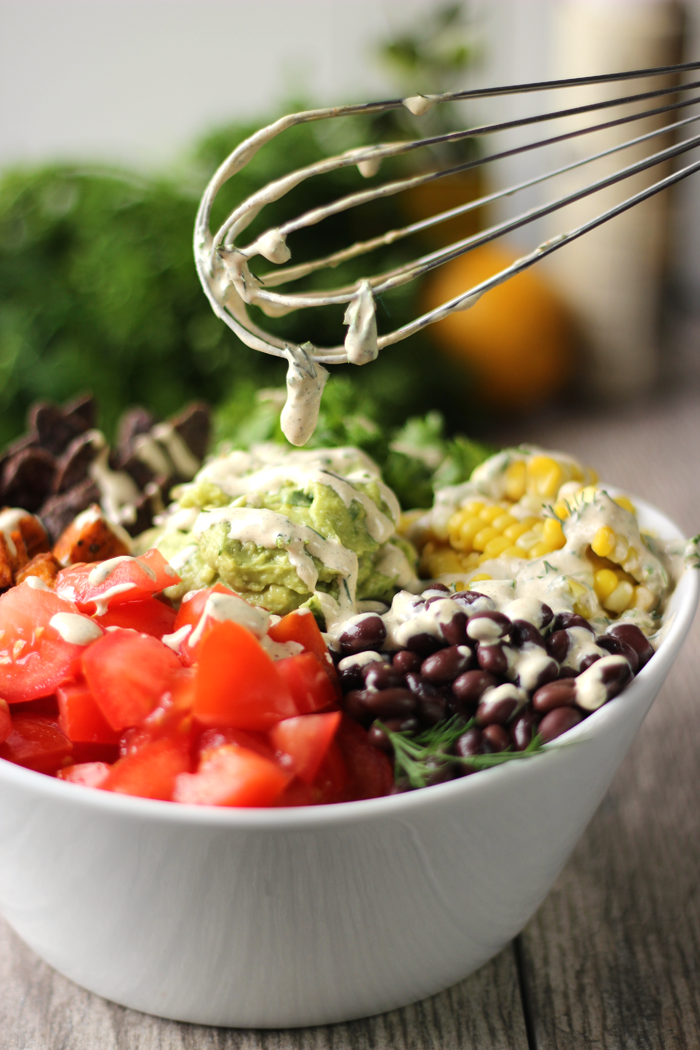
[473,526,500,551]
[504,460,527,501]
[483,535,513,558]
[515,530,543,552]
[591,526,616,559]
[594,568,619,601]
[463,501,485,515]
[470,573,492,582]
[580,486,598,503]
[613,496,636,515]
[527,456,565,500]
[542,518,566,549]
[465,552,481,569]
[554,500,570,520]
[504,521,531,541]
[423,546,466,576]
[633,585,656,612]
[450,516,482,552]
[454,580,466,592]
[528,541,553,558]
[603,580,635,613]
[588,468,599,485]
[479,505,504,524]
[492,513,517,532]
[502,545,525,559]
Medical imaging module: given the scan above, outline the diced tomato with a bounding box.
[82,629,182,732]
[58,761,112,788]
[57,679,120,745]
[95,596,177,639]
[275,740,348,806]
[176,587,270,667]
[101,735,191,800]
[269,711,341,785]
[335,716,393,801]
[55,549,180,614]
[0,715,72,774]
[268,609,339,689]
[173,743,291,807]
[71,742,120,765]
[173,583,236,634]
[9,695,60,717]
[0,582,101,704]
[276,652,339,715]
[0,700,11,744]
[193,621,296,731]
[197,726,275,763]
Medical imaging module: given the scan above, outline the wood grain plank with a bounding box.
[507,388,700,1049]
[0,921,529,1050]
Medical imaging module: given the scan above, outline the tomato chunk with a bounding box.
[335,716,393,801]
[173,583,237,634]
[0,715,72,774]
[197,726,275,763]
[269,711,341,784]
[57,679,120,744]
[275,740,348,806]
[174,744,291,807]
[193,621,296,731]
[276,652,338,715]
[95,597,177,639]
[102,735,191,800]
[55,549,180,614]
[58,761,112,788]
[0,700,11,745]
[0,582,101,703]
[82,629,182,732]
[268,609,339,688]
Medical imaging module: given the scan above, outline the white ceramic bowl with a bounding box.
[0,494,696,1028]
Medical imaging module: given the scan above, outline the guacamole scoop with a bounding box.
[148,443,420,627]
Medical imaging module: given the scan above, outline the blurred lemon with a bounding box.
[421,242,574,410]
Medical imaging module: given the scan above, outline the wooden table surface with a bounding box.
[2,388,699,1050]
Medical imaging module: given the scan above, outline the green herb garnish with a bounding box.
[378,716,548,790]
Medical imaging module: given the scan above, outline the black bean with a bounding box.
[597,656,633,697]
[452,590,492,609]
[421,645,473,684]
[364,688,417,719]
[510,709,539,751]
[455,728,482,769]
[597,634,640,674]
[539,603,554,630]
[476,687,524,727]
[467,611,511,641]
[520,656,559,693]
[538,707,583,742]
[417,695,447,726]
[477,642,509,676]
[452,670,499,706]
[404,673,447,725]
[364,663,406,691]
[546,629,570,663]
[440,610,468,646]
[422,583,449,595]
[392,650,422,674]
[551,611,594,633]
[404,631,442,656]
[342,690,374,727]
[532,678,577,713]
[368,717,419,752]
[482,724,510,752]
[509,620,545,648]
[607,623,654,668]
[338,666,365,692]
[424,756,458,786]
[339,615,387,655]
[578,653,601,672]
[573,655,633,711]
[557,666,577,679]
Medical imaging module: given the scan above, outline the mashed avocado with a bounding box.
[147,443,420,626]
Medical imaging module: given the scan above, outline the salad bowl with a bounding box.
[0,493,696,1028]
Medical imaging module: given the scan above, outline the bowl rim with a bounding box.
[0,489,697,830]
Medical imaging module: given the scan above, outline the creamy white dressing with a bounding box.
[89,445,141,527]
[0,508,30,558]
[92,582,137,616]
[343,281,378,365]
[87,555,134,586]
[49,613,103,646]
[25,576,51,591]
[161,624,192,653]
[574,655,628,711]
[280,344,329,447]
[189,591,270,648]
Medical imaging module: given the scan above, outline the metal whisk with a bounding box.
[194,61,700,444]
